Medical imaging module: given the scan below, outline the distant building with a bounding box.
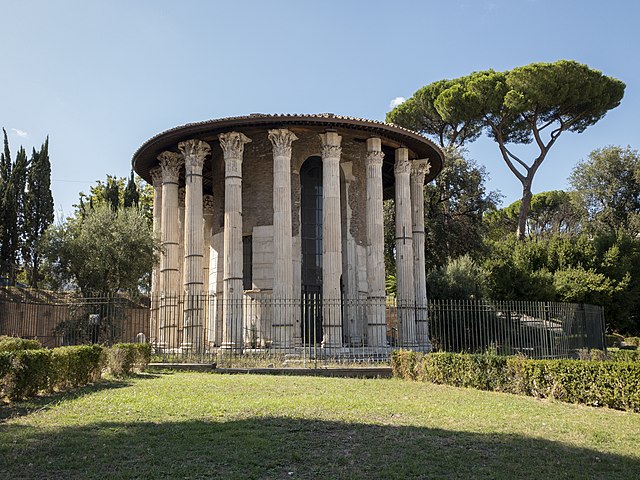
[133,114,443,354]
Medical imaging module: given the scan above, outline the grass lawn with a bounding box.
[1,372,639,479]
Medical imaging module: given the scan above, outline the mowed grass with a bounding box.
[1,373,640,479]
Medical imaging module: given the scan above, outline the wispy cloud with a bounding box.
[389,97,406,109]
[11,128,28,138]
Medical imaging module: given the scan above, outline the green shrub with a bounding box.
[49,345,104,390]
[393,351,640,412]
[6,349,52,400]
[0,336,42,352]
[108,343,151,377]
[1,345,105,401]
[624,337,640,347]
[608,349,640,362]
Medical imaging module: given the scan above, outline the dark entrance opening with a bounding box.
[300,156,323,344]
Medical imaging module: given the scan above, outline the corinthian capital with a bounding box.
[219,131,251,159]
[319,132,342,160]
[268,129,298,157]
[411,159,431,180]
[149,166,163,187]
[366,150,385,168]
[158,151,183,183]
[394,157,412,176]
[178,139,211,171]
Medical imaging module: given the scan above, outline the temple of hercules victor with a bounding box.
[132,114,444,356]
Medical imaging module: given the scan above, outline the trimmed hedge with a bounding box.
[107,343,152,377]
[392,351,640,412]
[0,336,42,352]
[1,342,151,401]
[608,349,640,363]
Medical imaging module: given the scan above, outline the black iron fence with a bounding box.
[0,289,606,365]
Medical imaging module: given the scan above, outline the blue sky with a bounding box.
[1,0,638,217]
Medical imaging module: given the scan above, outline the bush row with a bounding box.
[0,336,43,352]
[392,351,640,412]
[0,342,152,401]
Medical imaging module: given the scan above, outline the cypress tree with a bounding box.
[103,175,120,210]
[1,146,28,284]
[123,171,139,208]
[24,137,54,287]
[0,128,11,282]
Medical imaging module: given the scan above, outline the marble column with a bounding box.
[319,131,343,351]
[411,160,432,351]
[269,129,298,349]
[341,161,359,346]
[179,139,211,351]
[149,166,163,346]
[219,131,251,351]
[202,194,215,349]
[365,138,387,348]
[394,148,417,347]
[158,151,183,350]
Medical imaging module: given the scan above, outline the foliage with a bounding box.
[624,336,640,347]
[484,190,583,241]
[0,344,151,401]
[607,349,640,362]
[0,336,42,352]
[402,60,624,238]
[569,145,640,235]
[107,343,152,377]
[426,255,487,300]
[0,130,54,286]
[392,351,640,411]
[22,137,54,287]
[40,204,159,295]
[77,174,153,225]
[386,79,482,148]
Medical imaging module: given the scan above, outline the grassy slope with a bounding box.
[1,372,639,479]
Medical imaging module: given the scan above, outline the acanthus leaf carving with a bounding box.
[178,139,211,171]
[157,151,183,183]
[268,129,298,157]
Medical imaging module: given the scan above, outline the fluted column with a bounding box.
[158,151,183,350]
[149,166,163,345]
[202,195,215,293]
[365,138,387,348]
[319,131,343,351]
[220,131,251,351]
[269,129,298,349]
[395,148,417,347]
[411,160,432,351]
[203,195,215,349]
[179,139,211,351]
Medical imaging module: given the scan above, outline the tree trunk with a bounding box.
[517,180,533,240]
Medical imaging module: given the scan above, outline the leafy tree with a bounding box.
[426,255,487,300]
[386,79,482,148]
[569,145,640,235]
[77,175,153,225]
[23,138,54,287]
[484,190,583,240]
[40,204,159,296]
[398,60,625,239]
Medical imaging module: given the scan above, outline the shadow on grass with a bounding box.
[0,373,162,421]
[1,417,637,479]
